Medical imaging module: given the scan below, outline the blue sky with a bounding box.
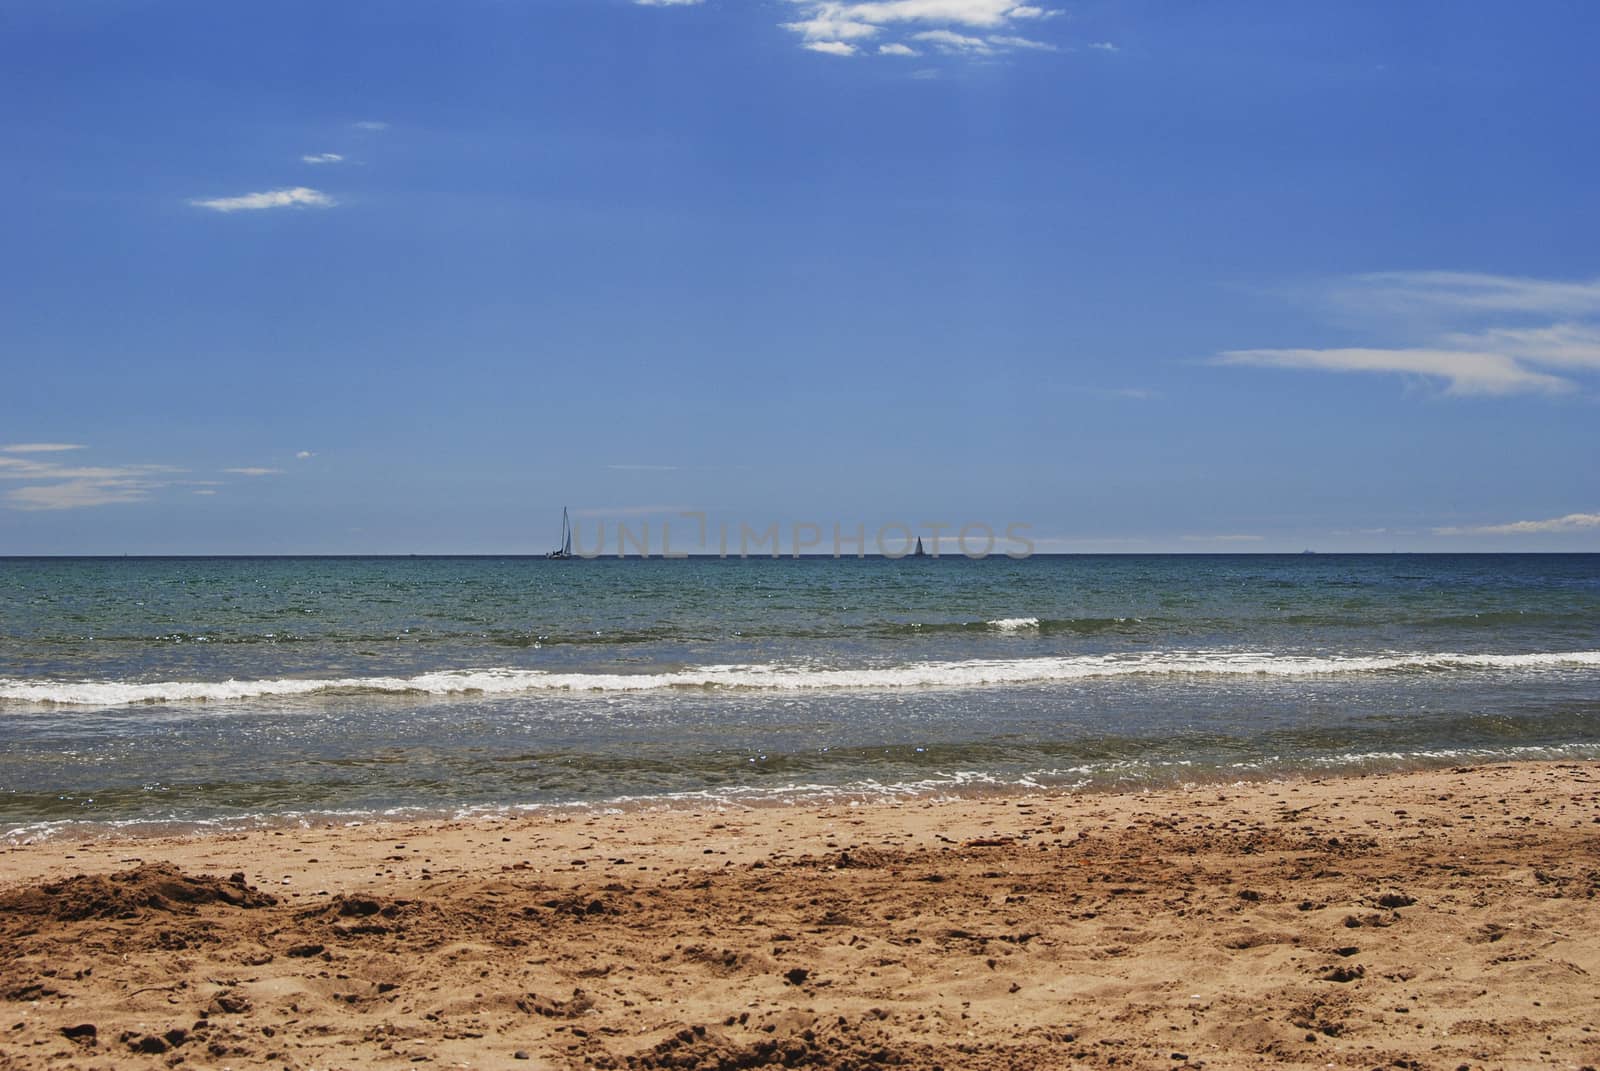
[1,0,1597,554]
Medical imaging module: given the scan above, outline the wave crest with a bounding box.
[3,649,1599,708]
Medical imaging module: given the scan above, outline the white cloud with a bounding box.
[912,29,993,52]
[2,442,85,453]
[1332,271,1600,318]
[9,454,299,506]
[8,480,154,511]
[1435,512,1600,536]
[0,457,165,480]
[833,1,1047,28]
[804,40,859,54]
[301,153,344,165]
[1180,533,1264,543]
[906,28,1056,53]
[781,1,1060,57]
[785,15,881,40]
[1216,347,1573,396]
[0,454,184,511]
[1445,323,1600,369]
[1218,271,1600,397]
[296,450,317,460]
[353,120,389,131]
[191,187,334,213]
[1089,40,1119,52]
[635,0,704,5]
[988,33,1055,50]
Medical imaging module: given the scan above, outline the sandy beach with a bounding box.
[3,762,1599,1070]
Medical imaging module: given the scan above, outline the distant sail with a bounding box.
[548,507,573,559]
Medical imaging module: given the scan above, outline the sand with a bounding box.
[3,761,1599,1070]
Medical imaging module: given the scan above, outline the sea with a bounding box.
[2,553,1598,841]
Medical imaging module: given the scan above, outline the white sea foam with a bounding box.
[986,617,1041,630]
[3,649,1600,708]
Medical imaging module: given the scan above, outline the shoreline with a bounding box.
[10,744,1600,850]
[4,761,1599,1069]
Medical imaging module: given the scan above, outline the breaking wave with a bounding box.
[4,649,1600,708]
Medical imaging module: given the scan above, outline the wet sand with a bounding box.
[3,762,1599,1070]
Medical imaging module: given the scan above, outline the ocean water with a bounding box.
[2,553,1598,839]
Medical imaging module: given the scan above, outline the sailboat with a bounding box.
[913,537,927,558]
[547,507,574,559]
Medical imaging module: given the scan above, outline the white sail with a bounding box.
[548,506,574,558]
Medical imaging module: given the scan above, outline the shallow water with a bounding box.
[3,554,1598,838]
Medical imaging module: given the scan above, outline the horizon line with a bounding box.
[2,551,1598,561]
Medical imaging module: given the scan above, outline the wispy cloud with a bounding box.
[0,448,302,510]
[634,0,704,5]
[1443,323,1600,369]
[1216,271,1600,396]
[295,450,317,460]
[0,458,173,481]
[1180,533,1264,543]
[905,28,1058,54]
[911,29,994,53]
[8,480,157,511]
[1435,511,1600,536]
[878,42,919,55]
[301,153,344,165]
[2,442,85,453]
[191,187,334,213]
[988,34,1055,50]
[353,120,389,131]
[0,453,183,511]
[1330,271,1600,319]
[1216,347,1572,396]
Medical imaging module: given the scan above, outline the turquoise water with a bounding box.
[2,554,1598,838]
